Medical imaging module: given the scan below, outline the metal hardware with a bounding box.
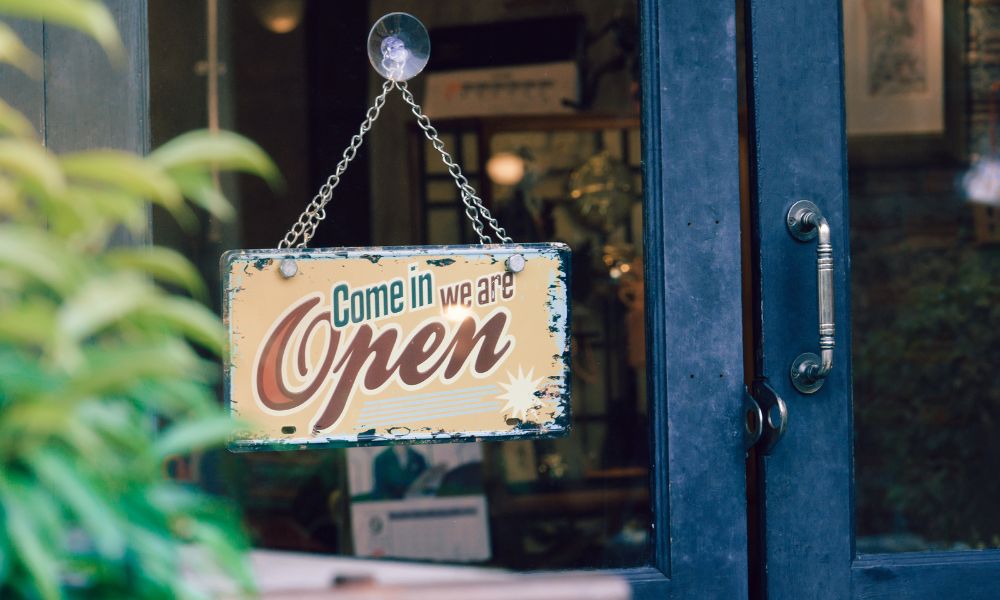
[505,254,526,273]
[748,380,788,454]
[397,81,512,245]
[278,78,394,249]
[743,391,763,450]
[278,258,297,278]
[279,36,512,249]
[785,200,834,394]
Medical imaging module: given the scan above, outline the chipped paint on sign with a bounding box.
[222,243,571,450]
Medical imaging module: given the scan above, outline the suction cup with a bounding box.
[367,12,430,82]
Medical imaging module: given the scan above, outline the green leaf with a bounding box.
[0,139,65,198]
[74,401,146,458]
[149,130,282,188]
[57,273,154,343]
[0,174,28,221]
[145,483,201,515]
[64,340,200,399]
[153,416,236,461]
[66,186,149,237]
[120,524,182,595]
[186,520,255,594]
[0,21,41,76]
[0,532,9,586]
[0,477,61,600]
[0,346,58,397]
[6,475,65,545]
[69,184,197,234]
[0,225,85,294]
[133,375,220,419]
[133,296,226,355]
[0,0,124,64]
[30,449,126,559]
[0,299,56,346]
[167,169,234,221]
[61,150,182,209]
[0,398,78,441]
[0,98,35,138]
[105,246,208,301]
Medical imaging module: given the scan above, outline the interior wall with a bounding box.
[366,0,638,244]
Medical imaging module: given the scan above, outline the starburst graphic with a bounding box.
[497,366,545,421]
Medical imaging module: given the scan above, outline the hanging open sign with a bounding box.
[223,244,571,450]
[223,14,572,449]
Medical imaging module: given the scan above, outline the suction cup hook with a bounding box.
[367,12,430,82]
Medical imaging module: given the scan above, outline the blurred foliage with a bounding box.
[0,1,280,597]
[854,234,1000,549]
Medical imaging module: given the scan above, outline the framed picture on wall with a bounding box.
[843,0,965,166]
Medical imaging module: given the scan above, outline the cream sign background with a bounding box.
[223,244,571,449]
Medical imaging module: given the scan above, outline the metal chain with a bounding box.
[278,69,514,247]
[278,78,395,248]
[394,81,512,244]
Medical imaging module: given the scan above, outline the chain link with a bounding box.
[394,81,512,245]
[278,79,395,249]
[278,57,514,248]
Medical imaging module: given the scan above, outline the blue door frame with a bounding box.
[745,0,1000,597]
[2,0,754,597]
[630,0,749,597]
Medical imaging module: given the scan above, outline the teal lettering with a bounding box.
[390,279,404,313]
[332,283,350,328]
[350,290,365,324]
[365,285,389,319]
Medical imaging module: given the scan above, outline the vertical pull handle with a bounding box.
[786,200,834,394]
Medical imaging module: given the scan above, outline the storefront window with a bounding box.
[843,1,1000,553]
[149,0,649,569]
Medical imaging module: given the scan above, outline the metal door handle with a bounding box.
[786,200,834,394]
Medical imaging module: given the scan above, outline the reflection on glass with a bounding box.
[150,0,647,571]
[416,119,649,569]
[847,0,1000,553]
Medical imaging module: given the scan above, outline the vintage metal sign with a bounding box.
[222,243,570,450]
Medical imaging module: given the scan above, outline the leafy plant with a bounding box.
[0,1,280,597]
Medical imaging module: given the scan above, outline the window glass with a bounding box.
[150,0,650,569]
[842,0,1000,553]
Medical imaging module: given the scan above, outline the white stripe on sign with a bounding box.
[359,391,495,418]
[360,402,502,427]
[361,384,498,407]
[360,397,499,422]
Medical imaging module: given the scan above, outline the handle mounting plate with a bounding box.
[790,352,825,394]
[786,199,820,241]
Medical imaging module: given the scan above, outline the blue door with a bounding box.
[746,0,1000,597]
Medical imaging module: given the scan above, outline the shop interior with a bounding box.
[149,0,1000,569]
[150,0,650,570]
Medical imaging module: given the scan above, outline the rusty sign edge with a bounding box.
[221,242,572,452]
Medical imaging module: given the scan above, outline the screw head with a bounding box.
[505,254,526,273]
[279,258,298,278]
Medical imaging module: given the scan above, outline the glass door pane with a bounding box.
[149,0,652,571]
[842,0,1000,554]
